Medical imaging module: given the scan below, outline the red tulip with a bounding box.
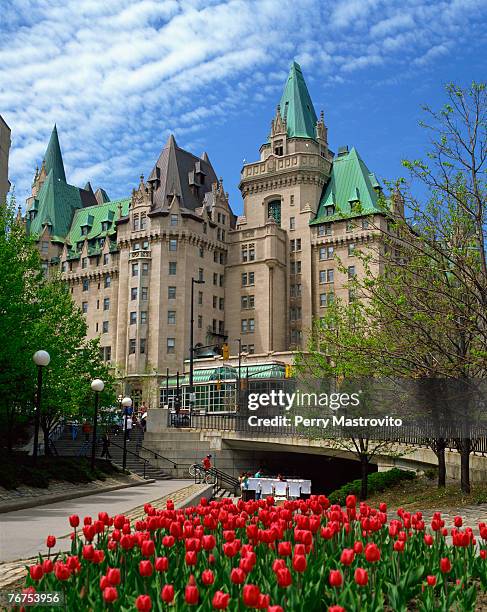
[354,567,368,586]
[454,516,463,528]
[161,584,174,603]
[42,559,53,574]
[212,591,230,609]
[185,577,199,605]
[100,576,109,591]
[353,541,363,554]
[276,567,292,588]
[185,551,197,566]
[242,585,260,607]
[329,607,345,612]
[394,540,405,552]
[202,569,215,585]
[54,562,71,581]
[202,535,216,550]
[141,540,155,557]
[278,541,292,556]
[257,593,270,608]
[379,502,387,512]
[345,495,357,508]
[424,534,433,546]
[66,556,81,573]
[106,568,120,586]
[46,535,56,548]
[292,555,307,572]
[135,595,152,611]
[230,568,246,584]
[329,570,343,587]
[364,542,380,563]
[69,515,80,528]
[426,575,437,586]
[93,550,104,564]
[29,565,43,581]
[440,557,451,574]
[340,548,355,566]
[269,607,284,612]
[103,587,118,603]
[155,556,169,572]
[139,560,153,577]
[480,550,486,560]
[82,545,94,560]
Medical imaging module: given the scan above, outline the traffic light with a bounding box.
[221,343,229,360]
[285,364,293,378]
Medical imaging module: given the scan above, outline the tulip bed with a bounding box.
[23,496,487,611]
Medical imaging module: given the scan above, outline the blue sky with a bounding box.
[1,0,486,215]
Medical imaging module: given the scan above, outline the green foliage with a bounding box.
[0,197,116,450]
[328,468,415,505]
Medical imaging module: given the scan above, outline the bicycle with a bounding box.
[189,464,217,485]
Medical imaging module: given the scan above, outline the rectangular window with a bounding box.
[97,299,100,309]
[198,268,204,282]
[198,315,202,329]
[129,339,136,354]
[248,318,255,333]
[167,338,175,353]
[199,247,204,258]
[142,240,149,250]
[219,297,224,310]
[319,246,334,260]
[141,287,148,300]
[198,291,203,305]
[320,292,334,307]
[82,257,88,269]
[140,214,147,230]
[168,286,176,299]
[132,263,139,277]
[103,254,109,265]
[104,275,111,288]
[325,205,335,216]
[142,262,149,276]
[348,265,356,278]
[169,262,177,275]
[133,214,139,231]
[318,224,332,236]
[130,312,137,324]
[213,296,217,308]
[214,251,218,263]
[82,279,89,291]
[169,238,178,251]
[220,252,225,264]
[102,320,109,333]
[290,261,302,274]
[140,311,147,324]
[103,297,110,311]
[170,214,178,226]
[168,311,176,324]
[219,274,224,287]
[319,269,334,284]
[101,221,109,232]
[362,218,369,230]
[348,243,356,256]
[131,287,138,300]
[104,346,111,361]
[140,338,146,354]
[346,221,355,232]
[241,319,248,333]
[82,301,88,314]
[290,217,295,230]
[219,320,224,334]
[213,272,218,285]
[133,242,140,251]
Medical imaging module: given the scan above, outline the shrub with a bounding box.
[328,468,415,504]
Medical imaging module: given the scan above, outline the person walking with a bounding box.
[202,454,212,471]
[124,416,133,442]
[100,432,111,459]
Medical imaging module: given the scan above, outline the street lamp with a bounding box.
[121,396,132,471]
[189,277,205,419]
[90,378,105,470]
[32,350,50,463]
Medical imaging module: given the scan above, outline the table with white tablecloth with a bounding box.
[245,478,311,498]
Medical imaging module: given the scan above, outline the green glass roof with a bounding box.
[279,62,318,140]
[163,364,286,387]
[66,197,130,245]
[311,147,383,225]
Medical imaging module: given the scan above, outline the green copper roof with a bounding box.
[44,125,66,182]
[66,197,130,245]
[28,170,84,240]
[164,363,286,387]
[311,147,382,225]
[279,62,318,139]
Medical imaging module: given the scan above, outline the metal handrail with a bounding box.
[136,442,177,468]
[109,439,149,479]
[193,463,240,495]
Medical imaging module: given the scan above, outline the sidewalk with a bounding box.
[0,479,194,563]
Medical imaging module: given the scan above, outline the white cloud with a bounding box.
[0,0,485,205]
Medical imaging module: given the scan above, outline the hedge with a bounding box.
[328,468,416,504]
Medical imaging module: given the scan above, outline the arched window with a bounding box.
[267,200,281,226]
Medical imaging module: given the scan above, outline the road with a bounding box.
[0,480,193,563]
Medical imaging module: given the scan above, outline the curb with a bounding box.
[176,484,214,509]
[0,478,155,514]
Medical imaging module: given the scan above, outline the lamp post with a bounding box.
[32,350,50,464]
[121,396,132,471]
[189,277,205,418]
[90,379,105,470]
[237,338,242,411]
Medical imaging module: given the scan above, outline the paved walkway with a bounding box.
[0,479,193,563]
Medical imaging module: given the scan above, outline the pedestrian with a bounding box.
[101,432,111,459]
[82,421,92,442]
[202,454,212,471]
[71,421,79,440]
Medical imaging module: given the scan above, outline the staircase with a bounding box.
[53,426,173,480]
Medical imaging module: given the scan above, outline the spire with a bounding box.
[43,125,66,182]
[278,61,317,139]
[166,134,177,149]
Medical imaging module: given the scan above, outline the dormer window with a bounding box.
[274,140,283,156]
[170,214,178,226]
[81,226,89,236]
[77,241,83,250]
[99,238,105,247]
[101,221,110,232]
[325,205,335,217]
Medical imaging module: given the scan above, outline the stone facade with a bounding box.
[0,115,11,204]
[24,62,391,407]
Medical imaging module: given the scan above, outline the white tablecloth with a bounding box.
[246,478,311,497]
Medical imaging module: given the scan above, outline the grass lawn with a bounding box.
[0,451,122,490]
[367,474,487,511]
